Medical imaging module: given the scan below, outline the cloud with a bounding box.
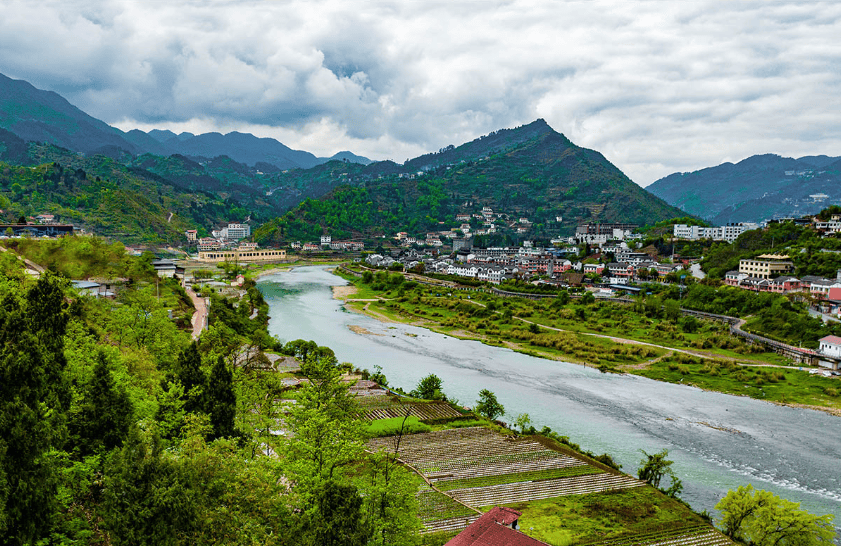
[1,0,841,184]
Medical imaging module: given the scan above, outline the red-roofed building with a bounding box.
[818,335,841,358]
[445,507,550,546]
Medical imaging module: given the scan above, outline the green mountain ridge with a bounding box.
[647,153,841,223]
[255,123,686,244]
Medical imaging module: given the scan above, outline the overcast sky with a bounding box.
[2,0,841,185]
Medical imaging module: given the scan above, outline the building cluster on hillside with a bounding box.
[725,255,841,305]
[366,243,688,287]
[189,222,252,252]
[674,213,841,243]
[289,234,365,252]
[574,223,641,244]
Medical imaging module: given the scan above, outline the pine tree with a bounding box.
[69,352,134,456]
[207,356,236,440]
[0,272,70,543]
[176,341,206,415]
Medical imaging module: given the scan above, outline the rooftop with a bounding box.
[445,507,549,546]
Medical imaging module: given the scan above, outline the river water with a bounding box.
[260,266,841,535]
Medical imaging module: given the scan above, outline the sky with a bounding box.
[2,0,841,186]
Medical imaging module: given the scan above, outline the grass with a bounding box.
[366,415,432,437]
[434,466,603,492]
[630,357,841,410]
[501,487,709,546]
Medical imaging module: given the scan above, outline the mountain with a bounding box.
[0,73,141,155]
[320,151,372,165]
[647,154,841,224]
[254,120,686,244]
[0,72,370,170]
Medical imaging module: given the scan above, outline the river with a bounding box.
[260,266,841,536]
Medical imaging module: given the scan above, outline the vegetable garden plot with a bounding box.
[416,487,479,534]
[356,395,464,421]
[582,525,735,546]
[448,473,643,506]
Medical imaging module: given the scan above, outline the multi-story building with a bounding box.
[673,223,759,243]
[738,255,794,279]
[220,223,250,240]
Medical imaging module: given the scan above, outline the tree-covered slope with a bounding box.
[647,154,841,223]
[0,145,276,243]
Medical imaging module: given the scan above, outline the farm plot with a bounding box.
[367,426,586,476]
[356,394,463,421]
[416,486,479,534]
[449,473,643,506]
[582,525,734,546]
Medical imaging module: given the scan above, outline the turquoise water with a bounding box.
[260,266,841,537]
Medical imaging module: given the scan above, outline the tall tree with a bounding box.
[175,341,207,415]
[0,272,70,543]
[68,351,134,456]
[207,356,236,440]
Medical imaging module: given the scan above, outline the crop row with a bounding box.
[363,401,463,421]
[448,473,643,506]
[421,449,585,477]
[416,488,478,523]
[583,525,734,546]
[434,465,604,491]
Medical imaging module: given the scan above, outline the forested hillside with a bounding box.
[255,123,685,244]
[0,145,271,243]
[648,154,841,224]
[0,242,419,545]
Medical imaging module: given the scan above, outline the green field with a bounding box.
[504,488,711,545]
[435,466,603,492]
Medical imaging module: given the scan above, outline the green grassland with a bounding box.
[631,355,841,408]
[505,488,710,546]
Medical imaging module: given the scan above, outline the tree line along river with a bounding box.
[258,266,841,539]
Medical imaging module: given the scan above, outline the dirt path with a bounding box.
[186,287,208,340]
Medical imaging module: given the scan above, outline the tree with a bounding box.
[637,449,682,497]
[207,356,236,440]
[515,413,532,434]
[174,341,207,415]
[716,485,835,545]
[287,356,364,502]
[0,272,70,543]
[307,480,371,546]
[410,374,444,400]
[68,351,134,456]
[581,291,595,305]
[475,389,505,420]
[102,425,195,545]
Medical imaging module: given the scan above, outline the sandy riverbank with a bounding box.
[332,285,358,299]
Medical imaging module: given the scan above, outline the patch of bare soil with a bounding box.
[332,285,358,299]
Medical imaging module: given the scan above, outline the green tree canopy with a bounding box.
[475,389,505,420]
[716,484,835,545]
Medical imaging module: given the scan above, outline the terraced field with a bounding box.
[416,486,479,534]
[583,525,734,546]
[367,426,646,535]
[356,394,464,421]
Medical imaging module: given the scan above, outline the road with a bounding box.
[186,287,208,340]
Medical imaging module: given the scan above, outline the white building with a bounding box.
[673,223,759,243]
[220,223,250,240]
[321,235,332,245]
